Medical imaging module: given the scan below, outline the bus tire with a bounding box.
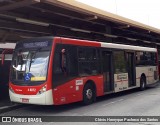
[140,76,146,91]
[82,83,95,105]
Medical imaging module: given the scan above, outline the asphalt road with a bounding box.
[1,84,160,125]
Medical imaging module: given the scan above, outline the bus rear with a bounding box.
[9,37,54,105]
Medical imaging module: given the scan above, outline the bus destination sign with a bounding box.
[23,41,49,48]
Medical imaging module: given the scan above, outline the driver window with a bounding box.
[52,44,78,88]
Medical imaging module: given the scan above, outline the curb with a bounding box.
[0,104,25,114]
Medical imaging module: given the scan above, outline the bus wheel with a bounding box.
[83,83,95,105]
[140,77,146,91]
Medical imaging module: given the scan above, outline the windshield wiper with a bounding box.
[27,51,36,72]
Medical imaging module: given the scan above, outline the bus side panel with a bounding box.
[52,37,103,105]
[136,67,148,87]
[82,75,104,97]
[156,49,159,78]
[136,66,158,87]
[52,75,104,105]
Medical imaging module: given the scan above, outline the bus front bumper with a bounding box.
[9,89,53,105]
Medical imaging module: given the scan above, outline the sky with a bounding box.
[76,0,160,29]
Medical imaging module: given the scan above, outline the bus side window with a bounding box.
[78,47,99,76]
[53,45,67,75]
[136,52,156,66]
[136,52,145,65]
[136,52,141,65]
[114,51,127,73]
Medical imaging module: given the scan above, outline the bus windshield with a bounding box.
[11,50,50,84]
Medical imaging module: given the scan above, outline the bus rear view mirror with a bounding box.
[61,49,67,74]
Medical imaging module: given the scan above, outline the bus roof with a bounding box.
[60,36,157,52]
[15,36,157,52]
[0,43,16,49]
[101,42,157,52]
[58,36,157,52]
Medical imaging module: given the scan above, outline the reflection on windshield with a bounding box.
[11,50,50,82]
[12,51,28,71]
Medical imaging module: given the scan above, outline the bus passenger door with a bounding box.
[127,52,136,87]
[102,51,113,93]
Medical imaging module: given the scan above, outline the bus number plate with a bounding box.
[22,98,29,103]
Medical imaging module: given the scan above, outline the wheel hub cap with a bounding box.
[86,89,92,99]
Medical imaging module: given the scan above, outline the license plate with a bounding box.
[22,98,29,103]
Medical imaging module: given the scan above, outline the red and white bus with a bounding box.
[9,37,159,105]
[0,43,15,87]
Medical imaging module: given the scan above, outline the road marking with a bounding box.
[0,104,18,110]
[103,99,124,107]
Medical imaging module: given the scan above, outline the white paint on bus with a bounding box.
[101,42,157,52]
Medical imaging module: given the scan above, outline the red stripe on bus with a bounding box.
[60,37,101,47]
[115,80,128,83]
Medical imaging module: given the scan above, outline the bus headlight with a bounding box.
[37,85,47,95]
[9,86,15,93]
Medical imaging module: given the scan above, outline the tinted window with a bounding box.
[78,47,100,76]
[136,52,157,66]
[114,51,127,73]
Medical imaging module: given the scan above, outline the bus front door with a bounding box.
[102,51,113,93]
[127,52,136,87]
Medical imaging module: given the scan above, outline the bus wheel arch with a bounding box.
[140,73,146,90]
[82,80,96,105]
